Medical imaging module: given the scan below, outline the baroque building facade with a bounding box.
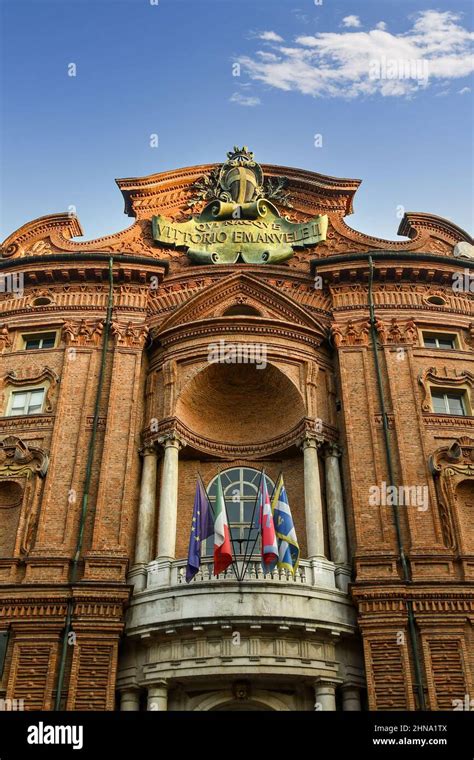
[0,148,472,712]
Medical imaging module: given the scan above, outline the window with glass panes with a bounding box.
[8,389,45,416]
[203,467,275,557]
[431,389,467,415]
[23,332,56,350]
[423,332,457,349]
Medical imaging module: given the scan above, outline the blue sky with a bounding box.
[1,0,473,242]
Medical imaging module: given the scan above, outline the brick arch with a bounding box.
[455,479,474,555]
[0,480,24,557]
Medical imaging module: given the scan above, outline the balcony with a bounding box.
[126,556,355,639]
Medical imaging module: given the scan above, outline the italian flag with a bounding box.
[214,472,233,575]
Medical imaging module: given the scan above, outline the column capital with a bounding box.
[298,433,324,452]
[139,442,159,458]
[148,678,168,690]
[314,676,343,689]
[340,681,362,692]
[157,431,186,451]
[323,441,343,459]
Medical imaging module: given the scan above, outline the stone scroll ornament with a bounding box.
[152,146,328,264]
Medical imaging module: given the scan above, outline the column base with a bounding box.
[147,559,173,588]
[308,557,337,589]
[335,565,352,593]
[127,564,148,593]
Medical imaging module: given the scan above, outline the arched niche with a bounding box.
[175,361,306,447]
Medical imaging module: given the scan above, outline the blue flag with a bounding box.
[186,478,214,583]
[271,475,300,575]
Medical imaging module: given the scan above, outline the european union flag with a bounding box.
[271,475,300,575]
[186,478,214,583]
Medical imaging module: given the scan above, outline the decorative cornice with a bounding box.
[145,416,336,459]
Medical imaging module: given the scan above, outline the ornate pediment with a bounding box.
[1,153,471,265]
[0,436,49,477]
[156,272,326,337]
[2,367,60,413]
[419,367,474,412]
[430,437,474,475]
[152,147,328,265]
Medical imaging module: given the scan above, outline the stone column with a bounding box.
[300,435,325,558]
[152,433,185,585]
[323,443,351,592]
[147,681,168,711]
[120,689,140,711]
[299,435,335,587]
[341,684,361,711]
[156,434,184,560]
[130,445,158,592]
[314,679,338,711]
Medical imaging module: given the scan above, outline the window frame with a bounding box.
[21,330,57,351]
[6,387,46,417]
[430,388,467,416]
[422,331,458,350]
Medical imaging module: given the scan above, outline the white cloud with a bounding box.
[258,31,284,43]
[230,91,261,107]
[458,86,471,94]
[256,51,280,62]
[237,11,474,99]
[376,22,387,31]
[342,15,361,29]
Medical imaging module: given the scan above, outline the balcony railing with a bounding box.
[173,556,308,585]
[144,555,346,590]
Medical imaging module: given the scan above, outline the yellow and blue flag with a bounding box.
[271,475,300,575]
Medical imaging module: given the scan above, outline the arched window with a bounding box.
[203,467,274,557]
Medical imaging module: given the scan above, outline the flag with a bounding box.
[271,474,300,575]
[214,472,233,575]
[258,473,278,570]
[186,478,214,583]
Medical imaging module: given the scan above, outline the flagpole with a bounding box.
[243,469,282,581]
[216,467,241,583]
[241,468,265,580]
[241,468,266,582]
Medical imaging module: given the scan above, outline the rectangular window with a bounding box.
[8,389,45,416]
[423,332,457,349]
[431,390,467,415]
[22,332,56,350]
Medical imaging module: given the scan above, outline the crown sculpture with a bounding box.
[152,146,328,264]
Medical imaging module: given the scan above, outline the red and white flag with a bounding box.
[258,474,278,569]
[214,472,233,575]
